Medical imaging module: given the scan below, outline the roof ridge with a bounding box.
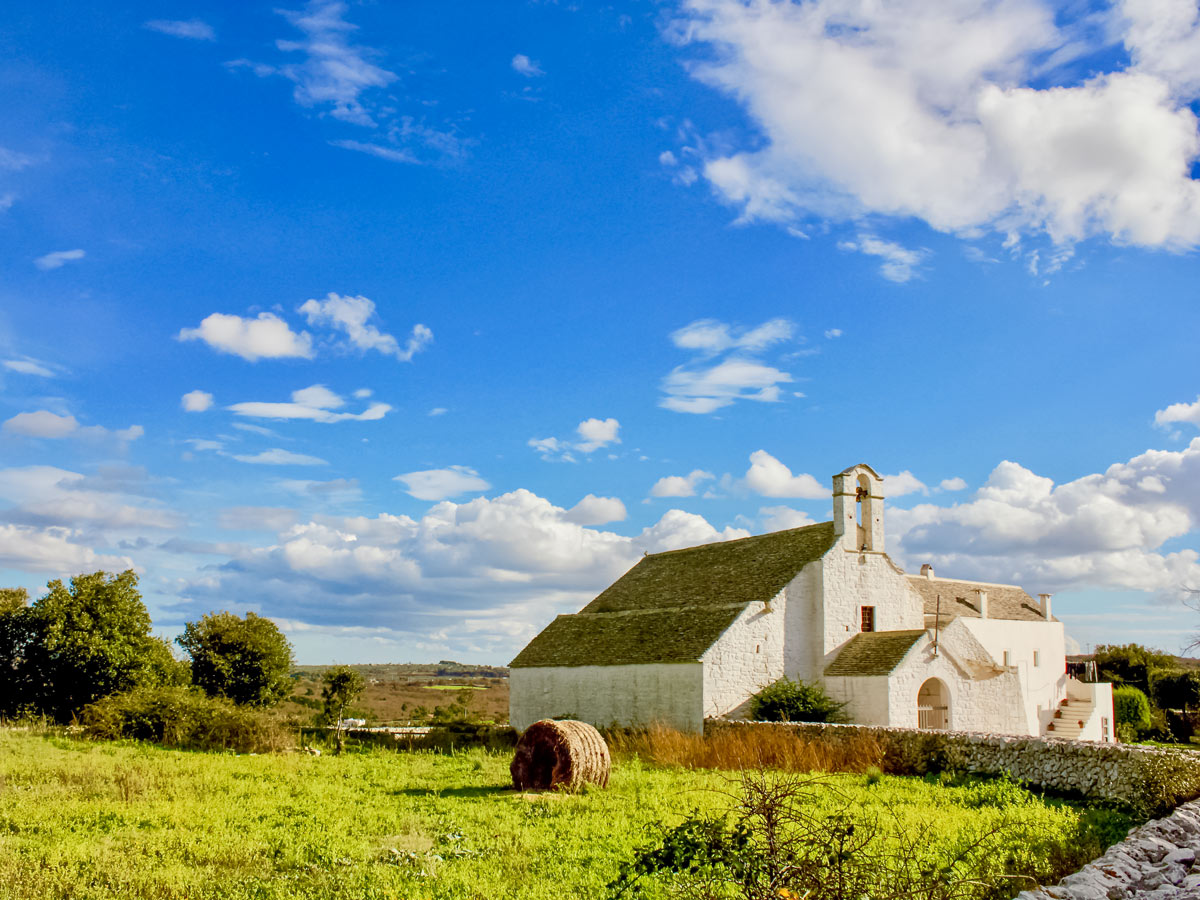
[906,574,1027,590]
[564,602,750,619]
[646,520,833,558]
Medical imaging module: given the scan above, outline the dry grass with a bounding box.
[607,722,886,773]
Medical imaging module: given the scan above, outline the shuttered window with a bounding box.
[860,606,875,632]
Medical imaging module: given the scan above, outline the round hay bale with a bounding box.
[510,719,610,791]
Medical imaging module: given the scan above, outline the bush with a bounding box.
[1113,685,1152,742]
[178,611,294,707]
[80,686,292,753]
[749,677,846,723]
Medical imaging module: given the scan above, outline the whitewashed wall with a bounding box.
[509,663,704,732]
[823,674,891,725]
[961,617,1066,734]
[702,594,788,719]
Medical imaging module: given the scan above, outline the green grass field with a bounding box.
[0,730,1132,900]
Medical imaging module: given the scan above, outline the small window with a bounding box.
[755,644,760,654]
[1003,650,1011,666]
[1033,650,1040,667]
[860,606,875,633]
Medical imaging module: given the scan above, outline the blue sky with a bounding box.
[3,0,1200,663]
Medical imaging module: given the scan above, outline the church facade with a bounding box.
[510,464,1113,740]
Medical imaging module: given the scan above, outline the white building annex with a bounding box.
[509,464,1114,739]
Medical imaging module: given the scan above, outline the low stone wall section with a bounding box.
[705,720,1200,816]
[1016,798,1200,900]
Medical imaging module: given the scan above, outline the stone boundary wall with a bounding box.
[1016,798,1200,899]
[705,720,1200,816]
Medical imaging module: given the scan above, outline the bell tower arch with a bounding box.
[832,463,885,552]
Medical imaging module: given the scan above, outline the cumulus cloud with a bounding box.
[3,358,55,377]
[2,410,142,443]
[760,505,817,532]
[229,384,391,423]
[530,417,621,461]
[0,524,132,574]
[511,54,544,77]
[0,465,182,532]
[676,0,1200,251]
[179,312,314,361]
[888,442,1200,594]
[563,494,627,525]
[884,470,929,498]
[1156,395,1200,430]
[743,450,826,499]
[219,507,299,532]
[650,469,715,498]
[394,465,491,501]
[297,293,432,361]
[34,249,85,271]
[939,477,968,492]
[660,318,797,414]
[144,19,215,40]
[181,390,214,412]
[231,449,329,466]
[174,489,748,657]
[838,235,928,283]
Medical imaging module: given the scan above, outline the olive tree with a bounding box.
[321,665,365,754]
[177,611,294,707]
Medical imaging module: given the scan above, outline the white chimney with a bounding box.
[977,590,989,619]
[920,564,935,578]
[1039,593,1052,620]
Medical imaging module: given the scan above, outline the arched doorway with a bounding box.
[917,678,949,730]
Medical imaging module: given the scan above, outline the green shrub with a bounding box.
[80,686,292,753]
[1113,686,1152,741]
[749,677,845,723]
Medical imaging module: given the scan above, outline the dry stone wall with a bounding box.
[1016,798,1200,900]
[705,720,1200,816]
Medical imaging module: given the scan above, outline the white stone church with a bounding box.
[510,464,1113,740]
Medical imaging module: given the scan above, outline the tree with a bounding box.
[23,571,168,720]
[321,665,365,754]
[749,677,846,723]
[177,611,294,706]
[1113,686,1153,742]
[1151,669,1200,712]
[1093,644,1178,695]
[0,588,33,716]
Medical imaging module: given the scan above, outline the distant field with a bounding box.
[285,663,509,725]
[0,730,1132,900]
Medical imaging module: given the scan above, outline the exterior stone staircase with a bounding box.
[1045,693,1096,739]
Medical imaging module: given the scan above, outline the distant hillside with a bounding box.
[292,661,509,679]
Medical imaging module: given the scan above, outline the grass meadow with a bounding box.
[0,729,1133,900]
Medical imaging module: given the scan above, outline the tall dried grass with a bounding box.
[607,722,886,773]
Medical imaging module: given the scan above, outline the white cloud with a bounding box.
[329,140,418,164]
[669,317,794,355]
[273,1,397,127]
[0,147,34,171]
[231,449,329,466]
[511,54,544,77]
[939,477,968,492]
[575,418,621,452]
[743,450,826,499]
[530,417,621,461]
[760,505,817,532]
[563,494,627,525]
[1156,395,1200,429]
[3,358,55,377]
[278,477,362,503]
[650,469,714,498]
[824,328,843,339]
[297,293,432,361]
[0,524,132,574]
[181,390,214,412]
[229,384,391,423]
[884,470,929,497]
[838,235,928,283]
[2,410,142,444]
[144,19,215,40]
[888,442,1200,593]
[0,465,181,532]
[34,249,85,271]
[352,388,372,399]
[428,407,448,416]
[661,318,797,414]
[178,312,314,361]
[394,466,490,501]
[677,0,1200,250]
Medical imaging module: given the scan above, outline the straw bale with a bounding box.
[510,719,610,790]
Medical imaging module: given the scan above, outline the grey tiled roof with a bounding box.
[824,630,926,676]
[511,522,838,668]
[907,576,1051,623]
